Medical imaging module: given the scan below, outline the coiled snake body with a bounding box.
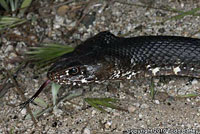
[21,31,200,107]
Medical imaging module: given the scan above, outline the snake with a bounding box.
[20,31,200,108]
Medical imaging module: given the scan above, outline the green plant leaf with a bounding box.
[25,108,43,119]
[150,79,156,99]
[84,98,121,113]
[51,83,61,106]
[10,0,16,12]
[25,87,84,119]
[0,16,27,31]
[177,93,199,98]
[20,0,32,15]
[27,43,74,68]
[169,7,200,21]
[33,98,48,108]
[0,0,9,11]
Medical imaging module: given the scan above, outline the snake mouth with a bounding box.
[47,63,104,85]
[47,69,96,85]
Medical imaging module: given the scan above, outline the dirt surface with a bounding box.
[1,0,200,134]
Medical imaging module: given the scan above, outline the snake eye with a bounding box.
[68,67,79,75]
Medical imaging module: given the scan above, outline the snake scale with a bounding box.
[21,31,200,107]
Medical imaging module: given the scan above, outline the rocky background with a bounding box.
[1,0,200,133]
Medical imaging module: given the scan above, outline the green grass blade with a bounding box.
[0,16,27,31]
[84,98,120,113]
[57,88,84,103]
[27,43,74,68]
[14,0,18,11]
[0,16,21,23]
[150,79,156,99]
[177,93,199,98]
[0,0,9,11]
[169,7,200,21]
[9,0,15,12]
[85,98,107,113]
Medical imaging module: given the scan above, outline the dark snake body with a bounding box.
[20,31,200,108]
[48,31,200,85]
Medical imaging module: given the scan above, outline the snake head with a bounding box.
[47,55,103,85]
[47,31,118,85]
[47,47,106,85]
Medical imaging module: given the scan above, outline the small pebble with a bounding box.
[154,100,160,104]
[53,109,63,117]
[105,120,112,129]
[140,103,149,109]
[128,105,137,113]
[83,128,90,134]
[154,92,169,102]
[138,113,143,119]
[91,110,96,116]
[191,79,198,85]
[53,24,61,29]
[153,78,160,83]
[113,112,120,116]
[13,29,21,35]
[133,103,141,107]
[21,109,27,115]
[57,5,69,16]
[120,82,124,88]
[186,98,191,102]
[9,52,17,59]
[5,45,14,53]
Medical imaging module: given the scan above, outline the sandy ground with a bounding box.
[1,0,200,133]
